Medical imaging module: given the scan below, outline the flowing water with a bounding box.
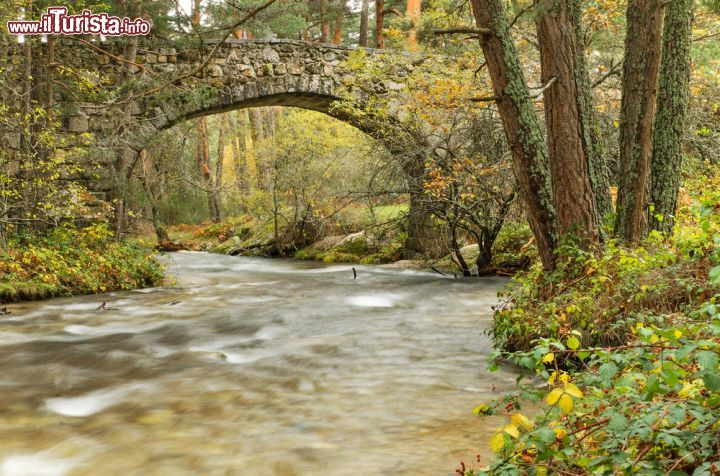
[0,251,519,476]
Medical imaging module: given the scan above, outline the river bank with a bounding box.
[152,218,535,277]
[0,224,164,304]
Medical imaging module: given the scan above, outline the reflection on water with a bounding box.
[0,252,517,475]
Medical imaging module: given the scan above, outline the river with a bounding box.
[0,251,518,475]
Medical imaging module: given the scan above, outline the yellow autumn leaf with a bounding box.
[553,426,567,439]
[564,383,583,398]
[489,431,506,453]
[678,383,693,397]
[473,404,489,415]
[546,387,563,405]
[558,394,574,414]
[511,413,533,431]
[503,423,520,438]
[674,330,683,339]
[542,352,555,363]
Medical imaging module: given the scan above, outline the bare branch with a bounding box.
[433,27,492,36]
[529,76,556,98]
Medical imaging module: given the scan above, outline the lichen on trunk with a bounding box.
[649,0,693,233]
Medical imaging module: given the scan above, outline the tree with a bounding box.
[469,0,558,271]
[424,112,517,275]
[192,0,220,222]
[375,0,385,48]
[650,0,693,233]
[196,117,221,222]
[536,0,600,248]
[615,0,665,242]
[359,0,370,46]
[407,0,421,50]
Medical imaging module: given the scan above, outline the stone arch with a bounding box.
[3,38,445,255]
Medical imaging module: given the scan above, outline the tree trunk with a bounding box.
[249,108,265,141]
[536,0,599,248]
[469,0,557,271]
[113,31,139,240]
[197,118,219,221]
[332,16,343,44]
[649,0,693,233]
[359,0,369,47]
[243,109,258,188]
[572,4,613,221]
[614,0,665,243]
[192,0,201,27]
[230,111,246,192]
[320,1,330,42]
[406,0,421,50]
[213,116,226,222]
[139,149,169,243]
[375,0,385,48]
[476,230,493,274]
[451,225,472,277]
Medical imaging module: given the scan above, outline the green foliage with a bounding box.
[492,205,718,351]
[0,223,163,303]
[463,189,720,474]
[467,304,720,474]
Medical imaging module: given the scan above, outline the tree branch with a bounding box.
[592,61,622,88]
[433,27,492,36]
[530,76,556,98]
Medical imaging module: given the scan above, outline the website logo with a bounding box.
[7,7,151,36]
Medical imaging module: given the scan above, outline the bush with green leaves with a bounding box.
[468,304,720,475]
[0,223,164,302]
[463,189,720,475]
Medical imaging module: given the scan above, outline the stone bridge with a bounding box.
[70,38,437,156]
[6,38,465,255]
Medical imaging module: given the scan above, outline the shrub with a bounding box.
[463,189,720,475]
[0,223,164,302]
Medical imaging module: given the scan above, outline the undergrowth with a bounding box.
[463,184,720,474]
[0,223,164,303]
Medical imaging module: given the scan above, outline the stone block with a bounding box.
[149,107,168,129]
[308,75,321,93]
[261,48,280,63]
[231,85,245,101]
[287,63,303,75]
[67,116,89,133]
[207,64,223,77]
[244,82,258,100]
[274,64,287,75]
